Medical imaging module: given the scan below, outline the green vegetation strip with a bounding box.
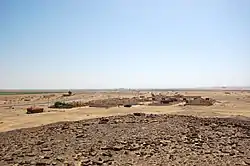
[0,91,62,95]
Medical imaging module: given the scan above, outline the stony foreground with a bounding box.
[0,114,250,166]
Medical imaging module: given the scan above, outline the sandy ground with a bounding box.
[0,90,250,132]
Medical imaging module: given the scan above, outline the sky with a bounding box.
[0,0,249,89]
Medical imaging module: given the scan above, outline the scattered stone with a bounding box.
[124,104,132,108]
[35,161,48,165]
[112,145,124,151]
[245,159,250,165]
[3,156,13,161]
[36,140,45,145]
[0,114,249,166]
[26,153,36,157]
[56,156,64,162]
[102,151,112,157]
[30,161,36,165]
[41,148,50,151]
[99,118,109,124]
[89,151,97,156]
[52,161,57,165]
[133,112,145,116]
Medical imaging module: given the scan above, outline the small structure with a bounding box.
[26,107,44,114]
[62,90,73,97]
[184,97,214,106]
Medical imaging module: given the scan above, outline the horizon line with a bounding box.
[0,86,249,91]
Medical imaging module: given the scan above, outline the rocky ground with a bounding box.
[0,114,250,166]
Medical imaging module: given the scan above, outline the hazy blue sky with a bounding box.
[0,0,249,89]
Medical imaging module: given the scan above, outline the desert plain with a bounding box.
[0,90,250,132]
[0,89,250,165]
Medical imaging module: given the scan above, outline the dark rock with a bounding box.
[124,104,132,108]
[99,118,109,124]
[35,161,48,166]
[133,113,145,116]
[36,141,45,145]
[112,145,124,151]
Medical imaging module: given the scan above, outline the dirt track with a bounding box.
[1,114,250,166]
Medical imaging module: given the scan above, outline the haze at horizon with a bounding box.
[0,0,249,89]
